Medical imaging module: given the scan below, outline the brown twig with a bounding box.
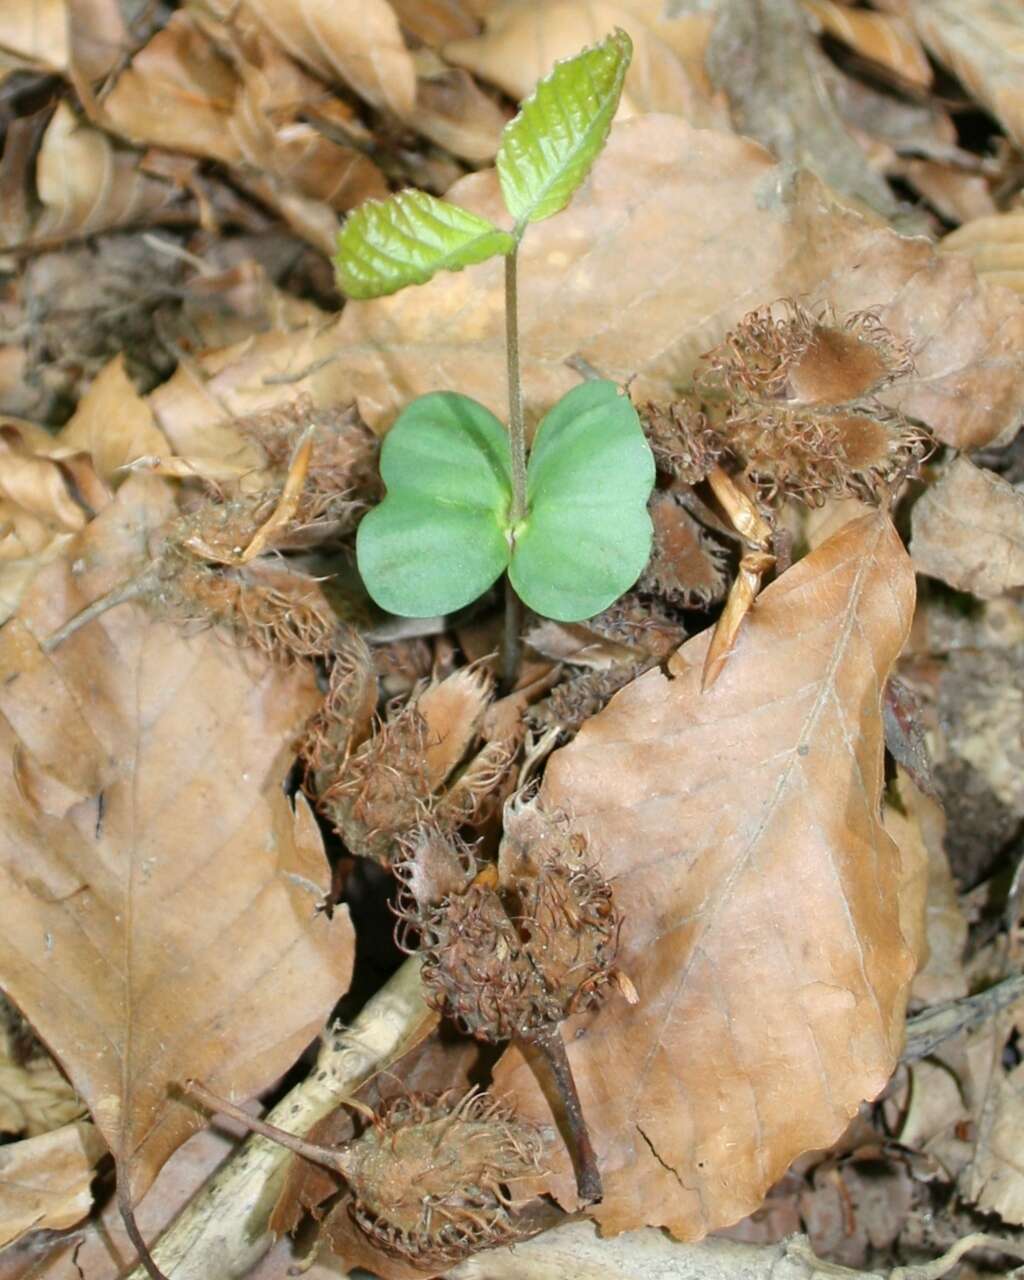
[521,1024,602,1204]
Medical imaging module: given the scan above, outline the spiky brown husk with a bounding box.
[642,491,730,606]
[642,395,722,484]
[415,805,621,1042]
[532,665,641,733]
[644,303,930,506]
[150,553,338,663]
[701,301,913,405]
[342,1090,545,1267]
[315,700,434,865]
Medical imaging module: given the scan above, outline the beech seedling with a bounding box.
[334,31,655,626]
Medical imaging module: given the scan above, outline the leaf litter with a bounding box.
[3,3,1024,1279]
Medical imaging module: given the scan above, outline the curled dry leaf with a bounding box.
[0,1003,85,1138]
[910,456,1024,599]
[0,1120,107,1249]
[210,0,417,119]
[149,118,1024,454]
[0,421,107,627]
[942,211,1024,294]
[99,13,387,253]
[445,0,727,126]
[908,0,1024,149]
[56,353,171,486]
[0,103,188,253]
[802,0,933,89]
[0,477,355,1203]
[494,513,921,1238]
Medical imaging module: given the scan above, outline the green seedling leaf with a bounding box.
[356,392,514,616]
[496,29,632,233]
[509,380,655,621]
[334,191,515,300]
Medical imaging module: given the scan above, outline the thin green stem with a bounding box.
[505,247,527,524]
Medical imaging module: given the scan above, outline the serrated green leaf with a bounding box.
[356,392,513,616]
[509,380,655,621]
[496,29,632,232]
[334,191,515,300]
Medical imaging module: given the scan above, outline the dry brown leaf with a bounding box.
[0,476,354,1202]
[101,12,240,163]
[100,14,386,253]
[960,1045,1024,1223]
[0,1010,84,1138]
[0,421,107,627]
[0,103,187,253]
[908,0,1024,149]
[0,0,69,71]
[942,211,1024,294]
[56,354,171,486]
[0,1121,107,1249]
[903,160,998,227]
[706,0,900,218]
[0,1107,261,1278]
[414,62,508,162]
[390,0,480,46]
[150,117,1024,454]
[910,456,1024,599]
[445,0,727,125]
[221,0,417,119]
[902,776,967,1006]
[803,0,932,88]
[883,772,929,987]
[493,512,920,1239]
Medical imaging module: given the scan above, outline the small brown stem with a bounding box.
[117,1176,170,1280]
[500,575,522,693]
[521,1025,602,1204]
[41,572,154,653]
[184,1080,350,1177]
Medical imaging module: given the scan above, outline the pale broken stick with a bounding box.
[451,1220,1024,1280]
[702,467,775,690]
[123,956,435,1280]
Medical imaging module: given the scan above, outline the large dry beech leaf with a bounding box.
[494,513,921,1238]
[0,477,354,1202]
[149,117,1024,455]
[910,456,1024,599]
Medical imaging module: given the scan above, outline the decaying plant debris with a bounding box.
[3,3,1024,1280]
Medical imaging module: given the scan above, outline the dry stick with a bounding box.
[123,956,435,1280]
[903,972,1024,1061]
[40,571,155,653]
[184,1081,352,1178]
[522,1024,602,1204]
[500,246,527,694]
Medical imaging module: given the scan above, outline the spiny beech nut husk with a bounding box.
[412,804,622,1042]
[343,1090,545,1266]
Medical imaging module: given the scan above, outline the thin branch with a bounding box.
[903,973,1024,1061]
